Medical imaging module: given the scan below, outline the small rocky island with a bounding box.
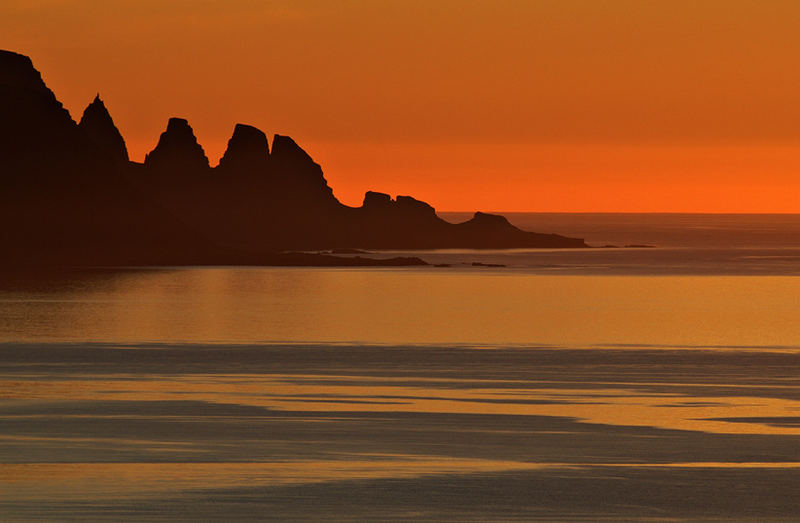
[0,50,587,267]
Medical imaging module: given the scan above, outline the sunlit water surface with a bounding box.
[3,214,800,521]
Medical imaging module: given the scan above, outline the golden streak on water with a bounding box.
[4,459,800,502]
[3,271,800,347]
[3,373,800,435]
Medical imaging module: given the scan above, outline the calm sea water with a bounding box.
[3,214,800,521]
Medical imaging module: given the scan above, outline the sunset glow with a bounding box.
[5,0,800,211]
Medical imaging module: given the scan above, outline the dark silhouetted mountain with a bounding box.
[218,123,269,171]
[452,212,580,248]
[0,50,586,267]
[78,94,129,164]
[0,50,223,266]
[362,191,393,210]
[144,117,210,171]
[342,192,585,249]
[0,50,90,182]
[269,134,337,207]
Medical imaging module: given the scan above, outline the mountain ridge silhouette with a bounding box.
[0,50,586,267]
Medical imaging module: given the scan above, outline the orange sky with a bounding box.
[3,0,800,212]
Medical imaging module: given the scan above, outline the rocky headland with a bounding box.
[0,50,587,267]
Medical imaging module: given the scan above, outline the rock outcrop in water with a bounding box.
[0,49,587,267]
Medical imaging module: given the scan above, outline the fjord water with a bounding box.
[3,213,800,521]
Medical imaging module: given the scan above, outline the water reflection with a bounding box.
[4,342,800,520]
[4,264,800,519]
[4,373,800,436]
[2,268,800,346]
[1,459,569,501]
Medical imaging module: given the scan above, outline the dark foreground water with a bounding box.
[3,343,800,521]
[3,214,800,521]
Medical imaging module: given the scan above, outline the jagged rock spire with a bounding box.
[144,117,209,171]
[269,134,335,202]
[218,123,269,170]
[78,94,129,164]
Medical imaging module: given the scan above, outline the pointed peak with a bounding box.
[78,93,129,163]
[218,123,269,169]
[79,94,113,126]
[144,117,209,170]
[82,95,108,117]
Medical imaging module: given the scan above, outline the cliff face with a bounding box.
[0,50,214,265]
[0,50,587,265]
[79,94,129,164]
[218,124,269,171]
[268,134,338,208]
[144,117,210,172]
[0,51,93,184]
[337,192,585,249]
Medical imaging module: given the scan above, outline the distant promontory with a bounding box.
[0,50,586,267]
